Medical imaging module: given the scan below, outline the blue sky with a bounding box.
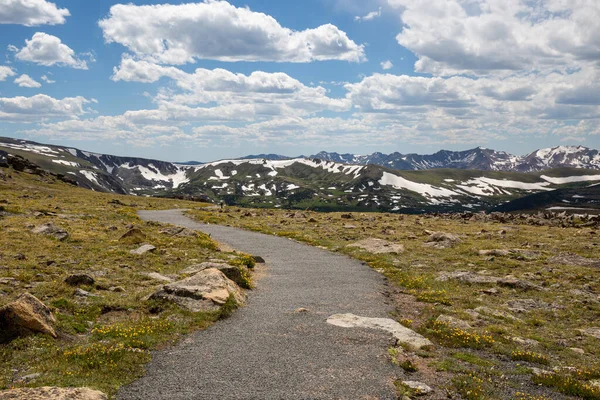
[0,0,599,162]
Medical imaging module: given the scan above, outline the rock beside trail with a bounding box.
[506,298,563,313]
[424,232,461,249]
[130,244,156,255]
[401,381,433,396]
[549,253,600,268]
[182,262,249,287]
[0,293,56,343]
[31,223,69,241]
[327,313,433,351]
[347,238,405,254]
[150,268,246,312]
[159,227,197,237]
[65,274,95,286]
[0,387,107,400]
[436,271,500,284]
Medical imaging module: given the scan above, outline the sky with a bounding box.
[0,0,599,162]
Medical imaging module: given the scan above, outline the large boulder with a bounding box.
[182,262,249,287]
[150,268,246,312]
[347,238,405,254]
[0,387,107,400]
[31,223,69,241]
[0,293,57,343]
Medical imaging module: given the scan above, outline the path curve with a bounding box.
[117,210,398,400]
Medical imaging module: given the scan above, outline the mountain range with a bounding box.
[1,136,600,214]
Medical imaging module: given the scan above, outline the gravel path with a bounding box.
[117,209,399,400]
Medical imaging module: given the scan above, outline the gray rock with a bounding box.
[424,232,461,249]
[401,381,433,396]
[510,336,539,347]
[327,313,433,351]
[578,327,600,339]
[506,298,562,313]
[150,268,246,312]
[474,306,521,322]
[436,271,500,284]
[130,244,156,255]
[19,373,41,382]
[436,315,472,330]
[549,253,600,268]
[498,275,543,291]
[144,272,173,283]
[31,223,69,241]
[64,274,95,286]
[182,262,249,287]
[74,288,99,298]
[347,238,404,254]
[119,228,146,244]
[478,249,510,256]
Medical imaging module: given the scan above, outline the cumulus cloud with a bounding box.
[0,66,16,81]
[0,0,69,26]
[14,74,41,88]
[112,57,350,115]
[0,94,92,121]
[380,60,393,70]
[14,32,88,69]
[99,1,365,64]
[355,7,382,21]
[388,0,600,75]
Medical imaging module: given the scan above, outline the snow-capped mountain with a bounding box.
[2,137,600,213]
[310,146,600,172]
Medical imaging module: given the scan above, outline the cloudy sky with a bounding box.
[0,0,599,161]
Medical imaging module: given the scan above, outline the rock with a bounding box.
[119,228,147,244]
[401,381,433,396]
[144,272,173,283]
[424,232,461,249]
[577,327,600,339]
[182,262,249,287]
[506,298,562,313]
[478,249,510,256]
[481,288,500,295]
[549,253,600,268]
[295,308,309,313]
[159,227,197,237]
[19,373,41,382]
[474,306,521,322]
[347,238,405,254]
[31,223,69,241]
[64,274,95,286]
[436,271,500,284]
[252,255,266,264]
[0,387,107,400]
[0,293,57,343]
[569,347,585,354]
[308,218,317,223]
[340,213,353,219]
[326,313,433,350]
[109,286,125,293]
[436,315,472,330]
[531,367,551,377]
[150,268,246,312]
[498,275,543,291]
[510,336,539,347]
[130,244,156,255]
[74,288,99,298]
[590,379,600,388]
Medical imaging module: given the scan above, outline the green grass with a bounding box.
[0,171,248,395]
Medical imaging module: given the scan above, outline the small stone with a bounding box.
[144,272,173,283]
[130,244,156,255]
[436,315,472,330]
[119,228,147,244]
[109,286,125,293]
[295,308,309,313]
[347,238,404,254]
[31,223,69,241]
[74,288,98,298]
[19,373,42,382]
[252,255,266,264]
[569,347,585,354]
[64,274,95,286]
[401,381,433,396]
[577,327,600,339]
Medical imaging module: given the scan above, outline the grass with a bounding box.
[186,205,600,399]
[0,170,250,395]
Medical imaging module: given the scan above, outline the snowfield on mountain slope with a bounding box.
[541,174,600,184]
[378,172,457,198]
[119,163,190,189]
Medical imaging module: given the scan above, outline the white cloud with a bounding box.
[0,0,69,26]
[380,60,393,70]
[0,94,92,121]
[14,74,41,88]
[112,57,350,115]
[99,1,365,64]
[40,74,55,83]
[0,66,16,81]
[14,32,88,69]
[388,0,600,76]
[355,7,382,21]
